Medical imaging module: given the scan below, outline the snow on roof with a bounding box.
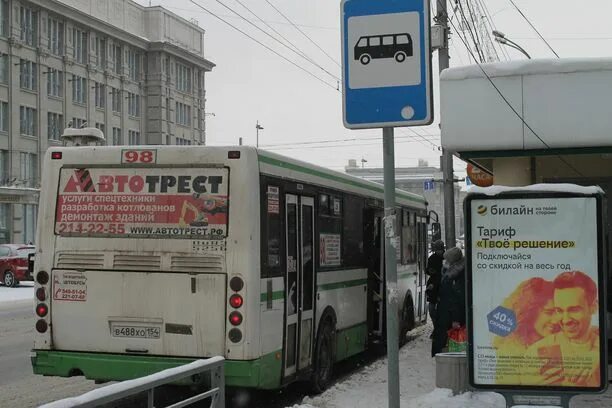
[468,184,604,196]
[441,57,612,81]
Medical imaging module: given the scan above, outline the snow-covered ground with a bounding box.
[289,323,612,408]
[0,281,34,307]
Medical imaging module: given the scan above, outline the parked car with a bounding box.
[0,244,35,287]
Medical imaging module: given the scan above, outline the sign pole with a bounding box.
[383,126,400,408]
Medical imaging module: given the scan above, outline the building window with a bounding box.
[0,1,8,38]
[0,150,7,184]
[72,117,86,129]
[20,60,37,91]
[20,6,38,47]
[176,137,192,146]
[111,88,121,113]
[47,17,64,56]
[127,92,140,117]
[94,82,105,109]
[71,75,87,105]
[20,106,37,137]
[95,37,106,69]
[128,130,140,145]
[23,204,37,244]
[0,101,6,132]
[46,68,63,97]
[112,127,121,145]
[175,102,191,127]
[47,112,63,141]
[72,28,88,65]
[0,54,7,84]
[95,122,105,136]
[127,48,141,81]
[112,44,122,75]
[176,63,192,93]
[20,152,37,187]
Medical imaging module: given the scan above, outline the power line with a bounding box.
[474,0,508,61]
[189,0,338,91]
[261,134,440,149]
[263,0,341,68]
[210,0,340,81]
[264,138,439,151]
[440,1,582,176]
[232,0,340,81]
[507,0,560,58]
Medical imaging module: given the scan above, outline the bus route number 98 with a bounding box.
[122,149,157,164]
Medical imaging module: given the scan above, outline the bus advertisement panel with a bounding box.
[55,167,228,239]
[466,190,607,392]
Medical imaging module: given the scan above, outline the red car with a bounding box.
[0,244,35,287]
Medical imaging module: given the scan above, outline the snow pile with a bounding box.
[468,184,603,196]
[0,282,34,307]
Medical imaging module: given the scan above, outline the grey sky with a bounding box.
[137,0,612,174]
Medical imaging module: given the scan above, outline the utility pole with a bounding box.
[256,121,264,148]
[437,0,455,249]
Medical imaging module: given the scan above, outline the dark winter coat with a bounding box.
[425,252,443,303]
[431,260,466,357]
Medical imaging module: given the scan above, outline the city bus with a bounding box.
[30,144,431,391]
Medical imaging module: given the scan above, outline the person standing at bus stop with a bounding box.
[431,247,466,357]
[425,240,445,330]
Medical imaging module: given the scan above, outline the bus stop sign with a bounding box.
[341,0,433,129]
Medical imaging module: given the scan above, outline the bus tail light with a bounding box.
[36,271,49,285]
[228,328,242,343]
[36,319,48,333]
[36,303,48,318]
[229,311,243,326]
[229,294,243,308]
[51,152,63,160]
[228,151,241,159]
[229,276,244,292]
[36,288,46,302]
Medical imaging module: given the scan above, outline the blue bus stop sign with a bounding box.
[341,0,433,129]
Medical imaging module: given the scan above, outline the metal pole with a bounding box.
[382,127,399,408]
[256,120,259,148]
[437,0,455,249]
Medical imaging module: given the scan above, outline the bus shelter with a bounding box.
[440,57,612,382]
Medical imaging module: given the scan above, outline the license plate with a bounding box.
[111,324,161,339]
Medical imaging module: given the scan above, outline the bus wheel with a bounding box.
[3,271,16,287]
[399,296,415,346]
[394,52,406,63]
[311,321,335,394]
[360,54,371,65]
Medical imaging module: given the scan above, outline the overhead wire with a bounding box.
[261,133,440,149]
[475,0,510,60]
[456,1,486,62]
[188,0,338,91]
[263,0,341,68]
[507,0,560,58]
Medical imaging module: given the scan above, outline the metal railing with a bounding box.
[40,357,225,408]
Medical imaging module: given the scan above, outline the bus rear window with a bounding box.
[54,167,229,239]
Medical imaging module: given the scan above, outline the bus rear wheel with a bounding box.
[360,54,371,65]
[311,321,335,393]
[399,296,415,346]
[395,52,407,63]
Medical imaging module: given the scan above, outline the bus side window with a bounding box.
[401,210,416,264]
[266,185,282,278]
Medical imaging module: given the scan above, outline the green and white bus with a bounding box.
[31,145,431,391]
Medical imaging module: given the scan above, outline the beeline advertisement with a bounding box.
[468,195,606,391]
[55,167,229,239]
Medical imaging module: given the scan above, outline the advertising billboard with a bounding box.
[55,167,228,239]
[466,188,607,392]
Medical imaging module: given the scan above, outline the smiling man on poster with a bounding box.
[522,271,600,387]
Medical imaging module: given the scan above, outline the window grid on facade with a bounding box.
[71,75,87,105]
[112,127,121,145]
[128,92,140,117]
[175,102,191,127]
[0,55,7,84]
[176,63,192,93]
[176,137,192,146]
[128,130,140,145]
[0,1,8,38]
[127,49,141,81]
[0,101,7,132]
[20,152,37,187]
[112,44,122,75]
[95,37,106,69]
[72,117,86,129]
[95,122,105,137]
[20,60,37,91]
[111,88,121,113]
[20,106,37,137]
[20,6,37,47]
[47,17,64,56]
[47,112,63,140]
[0,150,7,184]
[23,204,37,244]
[94,82,105,109]
[47,68,63,97]
[72,28,88,65]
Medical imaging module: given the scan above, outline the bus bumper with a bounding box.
[31,350,282,389]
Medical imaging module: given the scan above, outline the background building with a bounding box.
[345,159,467,245]
[0,0,214,244]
